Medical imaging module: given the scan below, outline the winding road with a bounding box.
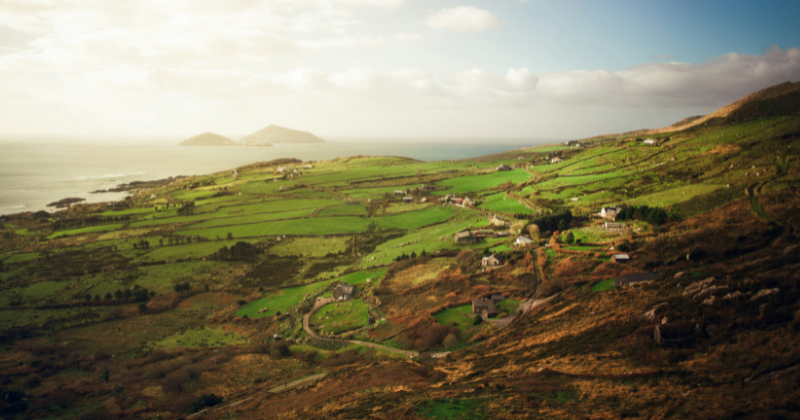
[302,309,421,357]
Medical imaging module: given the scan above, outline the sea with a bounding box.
[0,137,558,215]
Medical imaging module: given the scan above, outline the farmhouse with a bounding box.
[454,230,477,244]
[150,194,157,199]
[472,298,498,318]
[601,206,621,220]
[644,139,657,145]
[488,214,507,226]
[420,198,428,203]
[551,157,563,163]
[462,197,474,207]
[497,163,512,171]
[481,253,505,268]
[394,190,404,195]
[614,272,662,288]
[611,253,631,263]
[516,235,533,245]
[403,196,413,203]
[303,165,314,169]
[333,282,355,300]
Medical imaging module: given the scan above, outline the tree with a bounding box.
[226,232,234,240]
[114,290,123,300]
[473,315,483,326]
[94,294,100,301]
[565,231,574,245]
[443,333,459,348]
[557,218,568,231]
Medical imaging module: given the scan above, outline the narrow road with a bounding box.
[269,372,328,393]
[302,310,421,357]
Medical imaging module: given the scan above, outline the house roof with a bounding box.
[337,283,354,294]
[517,236,532,243]
[482,253,505,263]
[617,272,662,283]
[613,254,631,260]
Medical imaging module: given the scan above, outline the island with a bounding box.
[240,125,324,145]
[178,132,241,146]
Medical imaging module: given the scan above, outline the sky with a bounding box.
[0,0,799,141]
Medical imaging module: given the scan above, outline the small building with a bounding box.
[481,253,505,268]
[488,214,506,227]
[472,298,498,318]
[150,194,157,199]
[516,236,533,245]
[462,197,474,207]
[551,157,563,163]
[403,196,413,203]
[601,206,621,220]
[643,139,657,145]
[611,253,631,263]
[497,163,512,172]
[604,222,625,230]
[450,197,463,204]
[420,197,428,203]
[394,190,404,195]
[279,185,287,192]
[570,197,579,202]
[454,230,477,244]
[303,165,314,169]
[333,282,355,300]
[614,272,662,288]
[273,333,282,341]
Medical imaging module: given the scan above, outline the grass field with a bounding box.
[417,399,486,420]
[236,269,386,318]
[592,279,616,292]
[434,304,474,331]
[311,300,371,334]
[146,326,248,350]
[433,170,533,196]
[479,192,534,215]
[47,224,123,239]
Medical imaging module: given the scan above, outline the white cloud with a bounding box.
[426,6,504,32]
[395,33,425,42]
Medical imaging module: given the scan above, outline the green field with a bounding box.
[146,326,248,350]
[311,300,371,334]
[47,224,123,239]
[592,279,616,292]
[479,192,534,215]
[433,170,533,196]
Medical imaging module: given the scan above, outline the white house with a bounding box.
[644,139,657,145]
[601,206,621,220]
[551,157,563,163]
[516,236,533,245]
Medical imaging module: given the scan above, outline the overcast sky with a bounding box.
[0,0,799,140]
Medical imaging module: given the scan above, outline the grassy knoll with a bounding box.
[374,206,456,231]
[146,326,247,350]
[433,170,533,196]
[47,223,123,239]
[434,305,474,331]
[311,300,371,334]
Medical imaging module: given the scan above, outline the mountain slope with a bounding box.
[240,125,324,145]
[179,132,238,146]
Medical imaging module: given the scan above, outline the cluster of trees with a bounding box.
[213,242,259,261]
[52,215,131,230]
[132,239,151,249]
[174,282,191,293]
[615,205,668,225]
[42,311,100,331]
[394,249,428,262]
[101,287,154,303]
[397,322,461,351]
[177,201,195,216]
[533,209,573,232]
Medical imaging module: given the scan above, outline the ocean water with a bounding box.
[0,138,555,215]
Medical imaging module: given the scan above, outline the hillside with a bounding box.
[0,83,798,419]
[240,125,324,145]
[178,132,239,146]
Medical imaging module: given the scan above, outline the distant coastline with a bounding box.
[0,138,557,215]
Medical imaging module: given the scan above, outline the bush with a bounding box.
[24,374,40,388]
[473,315,483,326]
[565,232,574,245]
[137,302,148,313]
[303,350,319,363]
[192,394,223,412]
[443,333,459,348]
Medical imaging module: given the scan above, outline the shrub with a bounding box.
[565,232,574,245]
[472,315,483,326]
[443,333,459,348]
[192,394,222,412]
[303,351,319,363]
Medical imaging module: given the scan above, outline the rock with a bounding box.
[674,272,684,279]
[683,277,715,297]
[750,288,779,302]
